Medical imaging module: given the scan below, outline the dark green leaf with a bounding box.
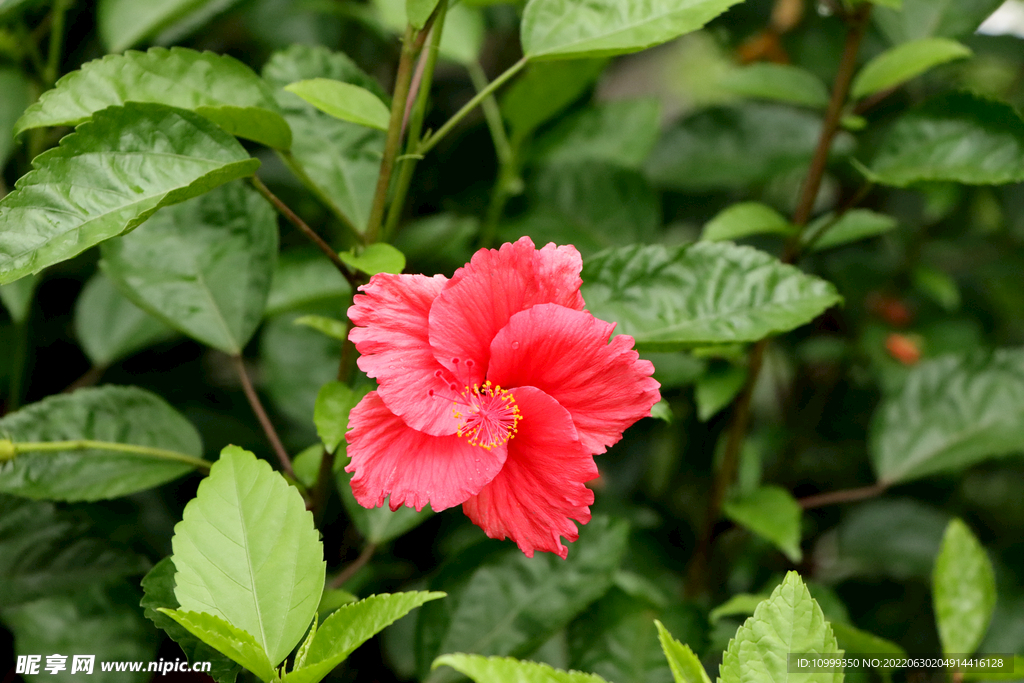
[501,60,607,141]
[0,0,46,21]
[3,582,158,683]
[101,180,277,354]
[850,38,971,99]
[863,92,1024,187]
[709,594,767,623]
[159,609,277,683]
[0,386,203,501]
[433,654,609,683]
[266,249,352,317]
[0,103,259,286]
[74,273,176,367]
[701,202,796,242]
[804,209,898,252]
[285,79,391,131]
[140,557,242,683]
[0,274,39,325]
[873,0,1004,44]
[0,66,30,166]
[695,363,746,420]
[871,349,1024,484]
[170,446,326,667]
[261,310,343,425]
[98,0,246,52]
[933,519,996,655]
[339,243,406,276]
[830,622,905,670]
[521,0,744,60]
[655,620,711,683]
[718,64,829,108]
[581,242,842,350]
[532,99,662,169]
[647,103,851,191]
[315,382,364,454]
[912,265,960,311]
[723,486,803,562]
[0,494,149,606]
[418,516,628,683]
[337,464,434,545]
[17,48,290,149]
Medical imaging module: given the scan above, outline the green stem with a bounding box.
[383,0,450,241]
[43,0,70,87]
[276,149,364,244]
[468,62,514,168]
[7,318,29,412]
[4,439,211,472]
[417,56,528,157]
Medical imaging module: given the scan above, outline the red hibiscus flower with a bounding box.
[345,237,661,558]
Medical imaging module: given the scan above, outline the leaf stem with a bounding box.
[798,482,888,510]
[470,62,521,249]
[5,439,211,472]
[330,543,377,588]
[468,62,514,168]
[43,0,70,88]
[251,176,359,290]
[230,354,295,480]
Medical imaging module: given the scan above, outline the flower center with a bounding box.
[453,381,521,451]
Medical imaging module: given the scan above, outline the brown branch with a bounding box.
[231,354,295,480]
[799,483,888,510]
[330,543,377,589]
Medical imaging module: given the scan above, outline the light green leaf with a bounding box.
[701,202,795,242]
[170,446,326,666]
[933,519,996,655]
[0,66,31,166]
[295,315,349,341]
[4,583,158,683]
[862,92,1024,187]
[282,592,445,683]
[261,310,343,425]
[501,59,607,141]
[159,609,277,683]
[851,38,971,99]
[100,181,277,355]
[581,242,842,351]
[913,265,960,311]
[719,63,829,108]
[315,382,364,454]
[433,654,610,683]
[17,48,290,149]
[263,46,386,232]
[655,620,711,683]
[439,4,486,65]
[867,0,901,8]
[0,103,259,286]
[803,209,898,252]
[266,249,352,317]
[533,99,662,169]
[408,0,441,28]
[337,465,434,545]
[695,363,747,421]
[830,622,905,670]
[870,349,1024,484]
[339,243,406,275]
[0,386,203,501]
[0,274,40,325]
[318,589,359,618]
[709,594,768,623]
[285,79,391,131]
[873,0,1003,44]
[521,0,744,60]
[0,494,149,606]
[723,486,803,562]
[75,273,176,367]
[98,0,242,52]
[719,572,841,683]
[649,399,673,423]
[140,557,243,683]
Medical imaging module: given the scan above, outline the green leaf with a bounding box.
[315,382,364,454]
[709,594,768,623]
[263,45,386,232]
[0,386,203,501]
[913,265,960,311]
[0,103,259,286]
[3,582,158,683]
[0,274,40,325]
[170,446,326,666]
[159,609,277,683]
[418,517,628,682]
[282,592,445,683]
[647,103,851,191]
[285,79,391,131]
[532,99,662,169]
[407,0,441,28]
[17,48,290,149]
[337,465,434,545]
[74,273,176,367]
[723,486,803,562]
[266,249,352,317]
[933,519,996,655]
[581,242,842,351]
[97,0,244,52]
[0,0,45,22]
[701,202,795,242]
[830,622,905,670]
[851,38,971,99]
[295,315,349,341]
[873,0,1004,44]
[339,243,406,276]
[140,557,243,683]
[0,66,31,167]
[649,399,673,423]
[719,63,829,108]
[521,0,744,60]
[863,92,1024,187]
[439,4,486,65]
[0,494,149,606]
[100,180,277,355]
[261,310,343,425]
[695,363,747,421]
[433,654,610,683]
[719,572,841,683]
[655,620,711,683]
[501,59,607,141]
[803,209,898,252]
[871,349,1024,484]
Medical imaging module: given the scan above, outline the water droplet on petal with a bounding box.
[511,341,520,350]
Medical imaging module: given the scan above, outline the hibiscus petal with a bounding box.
[487,304,661,455]
[348,273,461,435]
[428,236,585,386]
[345,392,507,512]
[462,386,597,559]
